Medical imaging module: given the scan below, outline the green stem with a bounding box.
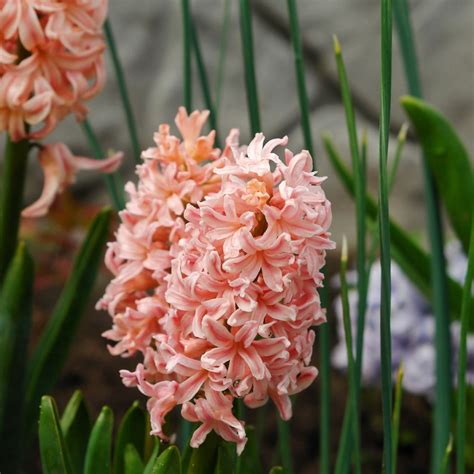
[81,120,125,211]
[190,21,220,147]
[0,136,30,284]
[378,0,393,471]
[181,0,192,111]
[455,212,474,474]
[285,2,329,470]
[287,0,315,165]
[340,238,361,474]
[391,363,404,474]
[104,19,141,165]
[277,417,293,474]
[239,0,261,134]
[393,2,452,471]
[332,36,367,474]
[215,0,232,115]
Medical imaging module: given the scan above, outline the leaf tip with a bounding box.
[332,34,342,55]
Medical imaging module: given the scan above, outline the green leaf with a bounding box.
[455,211,474,474]
[143,438,161,474]
[214,441,234,474]
[0,136,30,284]
[124,443,145,474]
[114,401,147,474]
[84,406,114,474]
[25,208,112,437]
[269,468,284,474]
[239,0,261,135]
[39,396,73,474]
[104,19,141,165]
[401,96,473,253]
[60,390,91,474]
[0,242,34,472]
[186,431,218,474]
[153,445,182,474]
[391,363,404,474]
[236,426,261,474]
[322,135,474,329]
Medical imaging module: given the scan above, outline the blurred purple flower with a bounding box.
[332,240,474,397]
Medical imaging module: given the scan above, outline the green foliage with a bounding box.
[323,135,474,329]
[0,243,34,472]
[60,390,91,474]
[39,396,73,474]
[114,401,148,474]
[237,426,262,474]
[84,406,114,474]
[25,208,113,437]
[186,430,219,474]
[401,96,473,253]
[152,446,182,474]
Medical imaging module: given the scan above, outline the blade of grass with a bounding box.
[0,136,30,284]
[81,119,125,210]
[332,36,367,474]
[394,2,452,470]
[391,363,404,474]
[378,0,393,471]
[181,0,192,110]
[239,0,261,134]
[215,0,232,115]
[339,237,361,474]
[190,21,221,147]
[456,211,474,474]
[103,19,141,164]
[285,1,329,470]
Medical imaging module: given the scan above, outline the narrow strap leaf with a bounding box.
[25,208,113,438]
[84,406,114,474]
[186,431,218,474]
[394,2,452,470]
[456,210,474,474]
[124,443,145,474]
[181,0,192,110]
[0,136,30,284]
[153,445,182,474]
[236,426,262,474]
[104,19,141,165]
[39,396,73,474]
[143,438,161,474]
[60,390,91,474]
[0,242,34,472]
[214,441,234,474]
[239,0,261,134]
[114,401,147,474]
[391,363,404,474]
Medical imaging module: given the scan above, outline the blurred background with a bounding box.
[19,1,473,472]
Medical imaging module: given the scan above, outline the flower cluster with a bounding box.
[0,0,108,141]
[332,240,474,397]
[98,108,334,453]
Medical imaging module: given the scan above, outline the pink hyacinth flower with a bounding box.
[22,143,123,218]
[98,109,334,453]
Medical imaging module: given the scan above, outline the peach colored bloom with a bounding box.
[98,109,334,453]
[0,0,108,141]
[22,142,122,217]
